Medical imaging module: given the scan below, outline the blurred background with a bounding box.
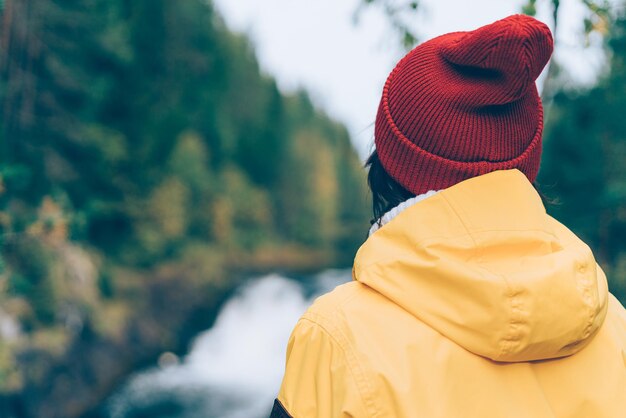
[0,0,625,417]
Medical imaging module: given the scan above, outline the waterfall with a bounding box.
[104,270,350,418]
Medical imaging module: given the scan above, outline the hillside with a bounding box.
[0,1,369,416]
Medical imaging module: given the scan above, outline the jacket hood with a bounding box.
[353,169,609,362]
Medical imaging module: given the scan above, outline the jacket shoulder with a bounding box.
[301,281,388,335]
[277,281,378,417]
[305,281,364,316]
[295,281,363,345]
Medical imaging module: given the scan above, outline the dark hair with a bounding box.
[365,149,557,228]
[365,150,414,226]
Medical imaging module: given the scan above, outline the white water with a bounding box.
[105,270,350,418]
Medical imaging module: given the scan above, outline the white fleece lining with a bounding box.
[368,190,440,236]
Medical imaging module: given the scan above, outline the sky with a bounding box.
[212,0,608,158]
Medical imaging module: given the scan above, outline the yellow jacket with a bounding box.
[274,169,626,418]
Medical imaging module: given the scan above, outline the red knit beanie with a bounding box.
[375,14,554,195]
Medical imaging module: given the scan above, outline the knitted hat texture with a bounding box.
[375,14,554,195]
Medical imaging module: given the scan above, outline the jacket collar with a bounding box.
[368,190,440,236]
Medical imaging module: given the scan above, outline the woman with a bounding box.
[271,14,626,418]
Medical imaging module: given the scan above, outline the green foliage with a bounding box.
[97,268,115,299]
[360,0,616,50]
[0,0,370,398]
[539,12,626,303]
[0,0,369,343]
[581,1,612,38]
[522,0,538,16]
[3,237,58,327]
[356,0,421,50]
[520,0,612,38]
[1,0,368,265]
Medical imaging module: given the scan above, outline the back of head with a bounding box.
[374,14,554,196]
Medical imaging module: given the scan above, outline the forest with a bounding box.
[0,0,625,417]
[0,0,369,416]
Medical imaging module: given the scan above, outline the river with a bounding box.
[99,269,351,418]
